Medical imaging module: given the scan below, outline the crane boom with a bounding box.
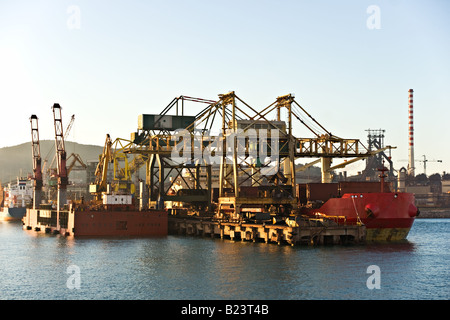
[295,159,321,172]
[30,114,42,209]
[45,114,74,177]
[67,153,87,174]
[52,103,68,209]
[65,114,75,140]
[90,134,113,199]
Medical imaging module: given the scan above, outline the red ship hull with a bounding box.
[66,210,168,237]
[306,192,417,241]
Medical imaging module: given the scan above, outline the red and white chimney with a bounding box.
[408,89,415,177]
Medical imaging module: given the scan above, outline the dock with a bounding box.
[168,216,366,246]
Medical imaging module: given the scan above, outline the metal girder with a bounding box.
[52,103,68,212]
[295,136,367,158]
[30,115,42,189]
[30,114,42,209]
[295,159,321,172]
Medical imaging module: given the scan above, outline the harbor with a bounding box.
[17,91,423,244]
[1,1,450,305]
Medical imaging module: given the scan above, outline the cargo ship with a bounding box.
[296,181,417,241]
[179,166,417,241]
[1,178,32,221]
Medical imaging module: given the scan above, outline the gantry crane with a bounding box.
[120,92,387,221]
[126,95,217,212]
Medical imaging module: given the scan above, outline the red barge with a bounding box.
[22,196,168,237]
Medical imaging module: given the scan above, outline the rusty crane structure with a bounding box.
[30,115,42,209]
[52,103,69,211]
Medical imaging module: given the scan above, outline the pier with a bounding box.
[22,92,415,243]
[168,216,366,246]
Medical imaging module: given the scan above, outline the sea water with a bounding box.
[0,219,448,300]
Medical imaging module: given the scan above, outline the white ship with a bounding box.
[1,178,33,221]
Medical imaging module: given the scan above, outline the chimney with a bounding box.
[408,89,415,177]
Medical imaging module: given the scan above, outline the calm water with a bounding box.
[0,219,448,300]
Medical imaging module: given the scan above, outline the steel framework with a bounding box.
[117,92,388,221]
[52,103,69,210]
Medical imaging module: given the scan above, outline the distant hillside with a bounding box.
[0,140,103,184]
[0,140,323,185]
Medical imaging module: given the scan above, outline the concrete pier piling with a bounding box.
[168,216,366,246]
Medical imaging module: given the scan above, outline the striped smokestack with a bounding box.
[408,89,415,177]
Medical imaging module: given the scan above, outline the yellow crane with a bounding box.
[67,153,87,174]
[89,135,144,199]
[110,137,138,195]
[89,134,112,200]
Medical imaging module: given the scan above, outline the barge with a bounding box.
[22,195,168,237]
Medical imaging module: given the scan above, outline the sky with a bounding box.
[0,0,449,176]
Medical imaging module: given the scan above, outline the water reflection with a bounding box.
[363,241,417,253]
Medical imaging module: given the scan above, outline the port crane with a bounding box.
[67,153,87,174]
[89,134,113,200]
[52,103,68,210]
[89,134,149,203]
[42,114,75,176]
[28,104,69,230]
[420,155,442,176]
[400,155,443,176]
[109,137,139,195]
[30,114,42,209]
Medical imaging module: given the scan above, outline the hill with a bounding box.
[0,140,103,184]
[0,140,323,186]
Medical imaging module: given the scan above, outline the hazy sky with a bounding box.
[0,0,449,175]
